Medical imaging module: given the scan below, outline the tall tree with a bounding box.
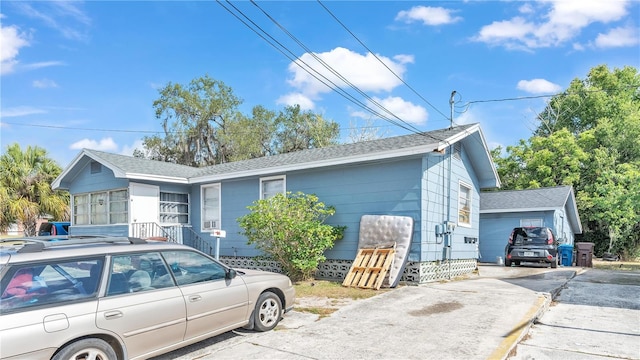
[140,75,242,167]
[494,129,587,190]
[0,144,69,236]
[137,76,341,166]
[495,64,640,258]
[274,105,340,153]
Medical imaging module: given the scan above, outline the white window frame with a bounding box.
[159,192,190,224]
[260,175,286,199]
[458,181,472,227]
[72,189,129,225]
[520,219,543,227]
[201,184,221,232]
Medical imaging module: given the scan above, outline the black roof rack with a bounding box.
[16,236,148,253]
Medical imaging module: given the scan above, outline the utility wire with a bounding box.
[317,0,450,122]
[217,1,420,134]
[246,0,426,136]
[0,120,397,134]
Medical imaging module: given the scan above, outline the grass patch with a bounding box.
[593,261,640,271]
[294,280,387,300]
[294,307,338,318]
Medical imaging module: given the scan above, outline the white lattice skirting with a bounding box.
[220,256,478,285]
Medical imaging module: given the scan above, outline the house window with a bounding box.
[73,190,129,225]
[458,182,472,226]
[521,219,543,227]
[202,184,220,231]
[160,192,189,224]
[109,190,128,224]
[74,194,89,225]
[260,176,285,199]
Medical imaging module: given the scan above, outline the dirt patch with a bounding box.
[295,296,358,309]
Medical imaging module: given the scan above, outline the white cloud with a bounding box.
[70,137,118,152]
[473,0,631,50]
[120,140,145,157]
[286,47,411,98]
[276,93,315,110]
[0,24,30,75]
[0,106,46,118]
[23,61,66,71]
[395,6,462,26]
[517,79,562,94]
[13,1,91,41]
[594,26,640,48]
[353,96,428,126]
[33,79,59,88]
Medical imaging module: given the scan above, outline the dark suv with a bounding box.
[504,227,558,268]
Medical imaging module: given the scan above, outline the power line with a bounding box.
[216,0,414,133]
[316,0,451,122]
[218,0,429,137]
[0,120,397,134]
[249,0,425,135]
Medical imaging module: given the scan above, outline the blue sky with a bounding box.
[1,0,639,168]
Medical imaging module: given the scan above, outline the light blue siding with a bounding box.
[479,210,555,263]
[62,138,486,265]
[68,161,128,194]
[420,145,481,262]
[191,158,424,260]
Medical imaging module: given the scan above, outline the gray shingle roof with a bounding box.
[190,124,475,178]
[55,123,495,188]
[83,149,201,178]
[480,186,572,211]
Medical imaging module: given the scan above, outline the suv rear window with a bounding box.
[511,227,552,245]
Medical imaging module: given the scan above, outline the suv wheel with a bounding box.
[551,257,558,268]
[253,291,282,332]
[504,259,512,267]
[52,338,116,360]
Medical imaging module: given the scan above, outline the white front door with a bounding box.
[129,183,159,236]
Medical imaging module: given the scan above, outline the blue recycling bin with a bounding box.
[558,244,574,266]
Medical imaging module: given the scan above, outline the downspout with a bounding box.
[447,91,456,279]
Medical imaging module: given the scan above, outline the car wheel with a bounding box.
[551,258,558,268]
[52,338,116,360]
[504,259,512,267]
[253,291,282,332]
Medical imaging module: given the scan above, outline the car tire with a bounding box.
[551,258,558,268]
[52,338,116,360]
[253,291,282,332]
[504,259,512,267]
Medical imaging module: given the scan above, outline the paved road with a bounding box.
[510,269,640,360]
[151,265,639,360]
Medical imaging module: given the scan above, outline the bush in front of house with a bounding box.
[238,192,345,281]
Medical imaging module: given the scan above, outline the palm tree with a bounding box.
[0,144,70,236]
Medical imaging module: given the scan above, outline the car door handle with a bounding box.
[104,311,123,320]
[188,295,202,302]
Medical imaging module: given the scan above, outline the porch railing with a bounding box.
[130,222,215,256]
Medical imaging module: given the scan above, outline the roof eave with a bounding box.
[189,142,439,183]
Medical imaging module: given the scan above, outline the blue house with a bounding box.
[478,186,582,264]
[53,123,500,283]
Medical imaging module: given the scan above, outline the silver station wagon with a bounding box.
[0,237,295,360]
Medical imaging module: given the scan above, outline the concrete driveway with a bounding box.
[510,268,640,359]
[153,264,579,360]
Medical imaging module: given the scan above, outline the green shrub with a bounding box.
[238,192,345,281]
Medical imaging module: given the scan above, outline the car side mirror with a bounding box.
[226,268,237,280]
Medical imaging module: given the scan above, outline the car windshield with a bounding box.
[514,227,549,245]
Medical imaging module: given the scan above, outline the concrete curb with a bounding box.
[492,268,580,360]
